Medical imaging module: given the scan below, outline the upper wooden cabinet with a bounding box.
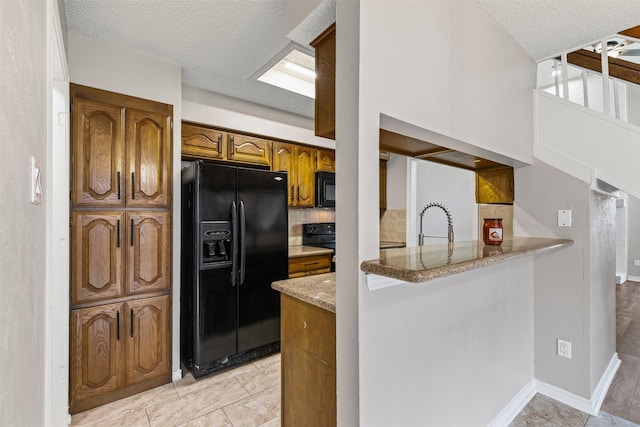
[126,109,172,207]
[380,160,387,213]
[181,123,273,168]
[181,123,226,161]
[311,24,336,140]
[72,99,125,206]
[316,149,336,172]
[71,85,172,208]
[273,142,315,208]
[228,132,272,167]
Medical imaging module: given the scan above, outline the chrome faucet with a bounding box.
[419,202,454,249]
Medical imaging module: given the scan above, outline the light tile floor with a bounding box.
[510,394,639,427]
[70,353,281,427]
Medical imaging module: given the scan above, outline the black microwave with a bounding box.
[315,172,335,207]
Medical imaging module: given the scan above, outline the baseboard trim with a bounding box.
[488,380,536,427]
[628,275,640,283]
[172,369,183,382]
[536,353,620,415]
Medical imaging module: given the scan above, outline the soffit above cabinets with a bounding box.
[379,129,509,172]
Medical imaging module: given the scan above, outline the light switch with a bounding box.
[558,209,571,227]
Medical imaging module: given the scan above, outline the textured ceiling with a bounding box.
[64,0,640,119]
[479,0,640,61]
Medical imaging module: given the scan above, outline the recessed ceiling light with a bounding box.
[254,46,316,99]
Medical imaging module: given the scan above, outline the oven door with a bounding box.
[315,172,335,207]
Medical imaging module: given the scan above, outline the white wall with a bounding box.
[360,259,534,426]
[535,91,640,199]
[515,159,616,399]
[360,1,536,165]
[340,1,537,424]
[415,160,477,245]
[629,196,640,281]
[0,0,48,424]
[67,33,184,377]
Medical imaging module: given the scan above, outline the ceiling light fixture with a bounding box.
[283,60,316,79]
[253,45,316,99]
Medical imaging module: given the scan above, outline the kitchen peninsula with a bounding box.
[272,236,572,426]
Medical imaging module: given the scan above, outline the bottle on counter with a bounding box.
[482,218,503,246]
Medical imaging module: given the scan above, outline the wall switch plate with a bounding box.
[635,260,640,267]
[558,210,572,227]
[558,339,572,359]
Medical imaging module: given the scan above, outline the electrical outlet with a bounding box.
[634,260,640,267]
[557,339,572,359]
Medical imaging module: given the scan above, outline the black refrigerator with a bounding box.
[181,161,288,378]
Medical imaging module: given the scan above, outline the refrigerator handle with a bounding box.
[239,200,246,285]
[230,201,238,287]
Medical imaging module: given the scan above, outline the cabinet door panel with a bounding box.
[126,109,171,207]
[316,149,335,172]
[228,133,272,166]
[127,211,171,295]
[273,142,294,206]
[71,304,125,403]
[181,123,226,160]
[72,212,124,304]
[295,147,315,208]
[72,99,125,207]
[125,296,170,386]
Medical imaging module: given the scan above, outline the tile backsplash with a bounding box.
[288,209,336,246]
[380,209,406,243]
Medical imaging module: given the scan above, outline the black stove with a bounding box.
[303,223,336,271]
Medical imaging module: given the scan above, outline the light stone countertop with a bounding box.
[271,272,336,313]
[288,245,334,258]
[361,237,573,283]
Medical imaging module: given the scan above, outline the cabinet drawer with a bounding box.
[288,254,331,278]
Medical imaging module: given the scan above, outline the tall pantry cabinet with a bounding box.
[69,84,173,414]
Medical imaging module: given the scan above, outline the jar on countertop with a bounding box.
[482,218,503,246]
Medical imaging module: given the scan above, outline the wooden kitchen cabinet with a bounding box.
[281,294,336,426]
[380,159,387,213]
[70,295,171,414]
[311,23,336,140]
[126,108,172,207]
[70,303,124,408]
[316,149,336,172]
[288,253,332,278]
[125,296,171,386]
[273,142,315,208]
[71,85,172,209]
[228,132,273,167]
[127,211,171,295]
[71,211,124,305]
[70,84,172,413]
[181,123,273,167]
[181,122,227,161]
[71,211,171,304]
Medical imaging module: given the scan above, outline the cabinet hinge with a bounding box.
[170,120,173,130]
